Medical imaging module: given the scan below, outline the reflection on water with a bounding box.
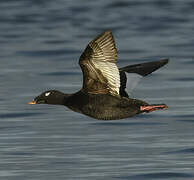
[0,0,194,179]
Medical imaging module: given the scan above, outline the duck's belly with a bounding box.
[82,104,139,120]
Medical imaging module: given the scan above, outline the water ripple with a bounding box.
[167,148,194,154]
[119,172,194,179]
[16,49,80,57]
[90,122,165,126]
[0,112,44,119]
[39,71,80,76]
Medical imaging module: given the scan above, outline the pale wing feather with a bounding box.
[79,30,120,96]
[93,61,120,94]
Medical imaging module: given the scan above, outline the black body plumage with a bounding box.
[29,30,169,120]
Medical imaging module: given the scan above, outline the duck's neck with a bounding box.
[62,93,71,105]
[58,91,83,106]
[48,91,72,105]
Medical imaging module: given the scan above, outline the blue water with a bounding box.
[1,0,194,179]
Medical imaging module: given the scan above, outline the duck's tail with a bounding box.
[140,104,168,113]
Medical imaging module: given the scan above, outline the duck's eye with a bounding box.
[45,92,51,96]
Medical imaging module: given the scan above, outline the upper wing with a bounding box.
[79,30,120,97]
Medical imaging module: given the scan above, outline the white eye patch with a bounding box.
[45,92,51,96]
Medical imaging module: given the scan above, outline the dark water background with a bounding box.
[1,0,194,179]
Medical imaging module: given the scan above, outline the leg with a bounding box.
[140,104,168,113]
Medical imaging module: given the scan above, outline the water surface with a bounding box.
[0,0,194,179]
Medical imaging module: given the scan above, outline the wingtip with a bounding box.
[119,58,170,76]
[91,29,113,43]
[101,29,113,37]
[160,58,169,65]
[104,29,112,33]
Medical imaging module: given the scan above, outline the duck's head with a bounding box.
[28,90,66,105]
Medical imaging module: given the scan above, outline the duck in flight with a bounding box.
[28,30,169,120]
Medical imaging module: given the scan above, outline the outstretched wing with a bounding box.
[119,59,169,97]
[79,30,120,97]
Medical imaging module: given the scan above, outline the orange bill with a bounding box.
[28,100,36,104]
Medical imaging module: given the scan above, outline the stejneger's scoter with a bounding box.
[28,30,169,120]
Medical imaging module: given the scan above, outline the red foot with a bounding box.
[140,104,168,113]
